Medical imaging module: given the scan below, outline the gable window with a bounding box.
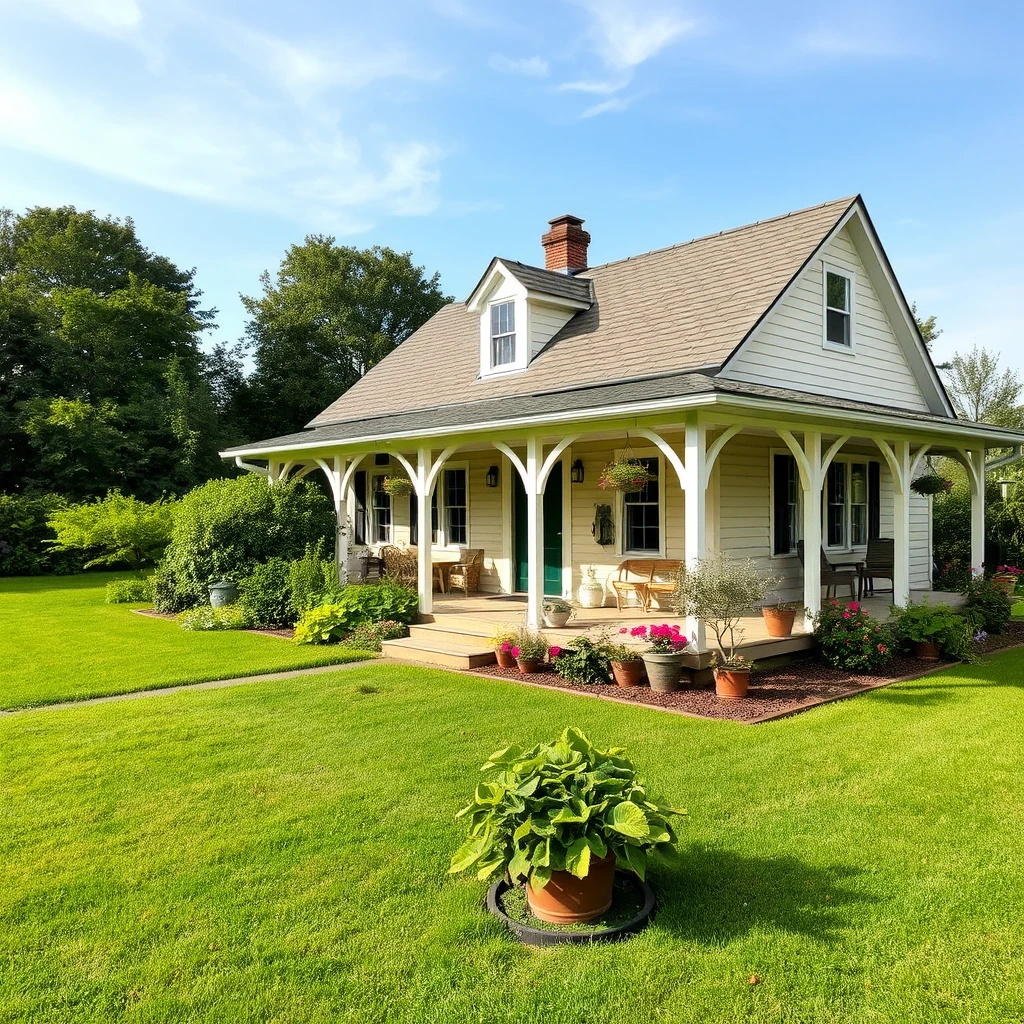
[825,269,852,347]
[371,474,391,544]
[623,458,660,553]
[824,459,875,549]
[490,301,516,367]
[430,466,469,547]
[772,453,800,556]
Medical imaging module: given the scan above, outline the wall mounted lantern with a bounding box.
[485,465,500,488]
[570,459,585,484]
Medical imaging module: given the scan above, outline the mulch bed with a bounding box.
[131,609,293,640]
[470,621,1024,724]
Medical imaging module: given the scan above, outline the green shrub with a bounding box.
[0,493,87,576]
[48,491,175,573]
[891,601,977,661]
[551,636,611,684]
[237,558,294,628]
[289,540,339,613]
[964,577,1012,634]
[154,475,334,612]
[293,604,358,645]
[293,579,418,644]
[176,604,254,631]
[813,599,894,672]
[105,577,155,603]
[338,619,406,651]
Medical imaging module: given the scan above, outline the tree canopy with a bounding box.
[943,345,1022,427]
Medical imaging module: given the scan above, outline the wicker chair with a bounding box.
[797,541,858,600]
[381,545,417,586]
[857,537,895,599]
[446,548,483,595]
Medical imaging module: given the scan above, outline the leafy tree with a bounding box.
[47,491,176,574]
[241,239,451,438]
[912,302,941,349]
[943,346,1022,427]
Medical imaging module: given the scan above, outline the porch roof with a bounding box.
[221,374,1024,458]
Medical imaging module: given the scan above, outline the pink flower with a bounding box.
[549,646,563,659]
[619,627,628,634]
[510,645,520,659]
[842,611,851,619]
[847,602,860,612]
[500,641,511,652]
[630,626,647,637]
[878,644,887,653]
[671,637,689,648]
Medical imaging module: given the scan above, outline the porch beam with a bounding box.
[631,427,686,490]
[682,421,707,648]
[539,435,578,490]
[703,424,742,490]
[821,434,852,476]
[909,444,933,480]
[493,442,528,487]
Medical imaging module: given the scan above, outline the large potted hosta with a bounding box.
[449,728,683,924]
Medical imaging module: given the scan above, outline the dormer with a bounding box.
[466,215,594,380]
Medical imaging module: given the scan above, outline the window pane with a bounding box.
[850,463,868,546]
[623,458,659,552]
[826,463,845,547]
[826,309,850,346]
[851,505,867,547]
[826,272,849,311]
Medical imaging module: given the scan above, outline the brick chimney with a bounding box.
[541,214,590,274]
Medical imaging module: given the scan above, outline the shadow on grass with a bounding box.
[651,848,872,942]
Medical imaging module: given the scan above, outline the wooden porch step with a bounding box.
[408,622,494,645]
[733,634,815,662]
[381,635,496,670]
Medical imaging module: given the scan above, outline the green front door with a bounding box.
[513,463,563,596]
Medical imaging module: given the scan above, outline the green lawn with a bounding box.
[2,654,1023,1022]
[0,574,367,709]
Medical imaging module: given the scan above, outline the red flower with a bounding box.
[878,644,887,653]
[510,645,520,659]
[549,646,563,659]
[842,611,851,619]
[847,602,860,612]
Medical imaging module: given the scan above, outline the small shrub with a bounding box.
[0,493,87,576]
[105,577,154,604]
[890,601,977,661]
[552,636,611,684]
[510,628,548,662]
[177,605,253,631]
[489,623,519,651]
[289,540,339,613]
[813,600,894,672]
[237,558,294,628]
[293,578,419,644]
[338,619,406,651]
[963,576,1012,634]
[293,603,359,645]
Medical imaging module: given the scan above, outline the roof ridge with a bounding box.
[579,195,859,275]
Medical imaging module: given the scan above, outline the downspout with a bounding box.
[984,444,1024,474]
[234,456,269,477]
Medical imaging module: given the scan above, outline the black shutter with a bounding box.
[868,461,881,540]
[409,493,418,545]
[773,454,791,556]
[353,470,366,546]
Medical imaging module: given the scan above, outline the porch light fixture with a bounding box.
[486,465,499,488]
[571,459,585,484]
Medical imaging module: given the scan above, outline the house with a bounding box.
[223,196,1024,648]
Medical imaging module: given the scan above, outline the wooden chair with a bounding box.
[381,545,417,586]
[611,559,654,611]
[447,548,483,595]
[857,537,895,600]
[797,541,858,600]
[647,560,683,609]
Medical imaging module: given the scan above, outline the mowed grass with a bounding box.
[3,655,1024,1023]
[0,574,367,709]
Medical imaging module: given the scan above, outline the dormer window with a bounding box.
[490,301,516,367]
[824,267,854,349]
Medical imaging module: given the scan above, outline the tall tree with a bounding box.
[241,239,451,439]
[943,346,1022,426]
[911,302,942,349]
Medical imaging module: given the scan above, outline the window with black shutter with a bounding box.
[353,470,366,546]
[773,454,799,556]
[868,461,881,540]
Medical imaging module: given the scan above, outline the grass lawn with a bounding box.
[2,653,1024,1022]
[0,574,368,709]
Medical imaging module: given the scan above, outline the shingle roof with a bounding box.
[494,259,594,304]
[307,196,858,428]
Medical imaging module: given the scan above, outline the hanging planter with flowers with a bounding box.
[382,476,413,498]
[910,473,953,496]
[598,459,654,491]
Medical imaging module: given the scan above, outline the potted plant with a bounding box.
[598,459,655,491]
[549,637,610,685]
[674,553,780,701]
[605,642,645,687]
[511,629,548,674]
[382,476,413,498]
[991,564,1021,596]
[910,473,953,496]
[890,601,975,661]
[490,625,518,669]
[542,597,575,628]
[620,624,689,692]
[449,728,683,924]
[761,599,801,638]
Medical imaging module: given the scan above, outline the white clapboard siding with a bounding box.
[529,301,575,361]
[720,226,931,413]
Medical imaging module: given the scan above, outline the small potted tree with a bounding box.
[449,728,683,924]
[542,597,575,628]
[674,554,780,701]
[620,624,690,692]
[605,642,645,687]
[512,629,548,674]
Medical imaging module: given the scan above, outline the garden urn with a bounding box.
[527,854,617,924]
[208,579,238,608]
[641,652,685,692]
[577,568,605,609]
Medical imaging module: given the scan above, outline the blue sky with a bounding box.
[1,0,1022,372]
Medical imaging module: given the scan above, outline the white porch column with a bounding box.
[892,440,912,607]
[683,420,707,649]
[332,455,348,583]
[801,431,823,617]
[969,448,986,577]
[416,446,434,617]
[525,436,543,629]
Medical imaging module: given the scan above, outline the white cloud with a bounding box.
[489,54,549,77]
[3,0,143,31]
[573,0,696,72]
[557,77,628,95]
[581,95,632,118]
[797,25,918,59]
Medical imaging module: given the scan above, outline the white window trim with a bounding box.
[822,455,874,553]
[479,285,529,379]
[769,447,802,559]
[614,448,666,558]
[431,461,470,550]
[489,299,517,368]
[822,261,856,354]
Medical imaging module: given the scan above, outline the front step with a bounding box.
[408,622,494,645]
[382,635,496,670]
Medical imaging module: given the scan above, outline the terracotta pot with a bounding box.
[611,660,644,687]
[642,652,685,692]
[517,658,541,674]
[762,606,797,638]
[495,648,516,669]
[715,668,750,701]
[992,576,1018,596]
[913,640,941,661]
[527,854,616,924]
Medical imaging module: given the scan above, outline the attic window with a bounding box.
[490,301,516,367]
[825,270,853,347]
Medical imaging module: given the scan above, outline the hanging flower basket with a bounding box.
[598,459,654,491]
[382,476,413,498]
[910,473,953,496]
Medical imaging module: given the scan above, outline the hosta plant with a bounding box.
[449,728,683,888]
